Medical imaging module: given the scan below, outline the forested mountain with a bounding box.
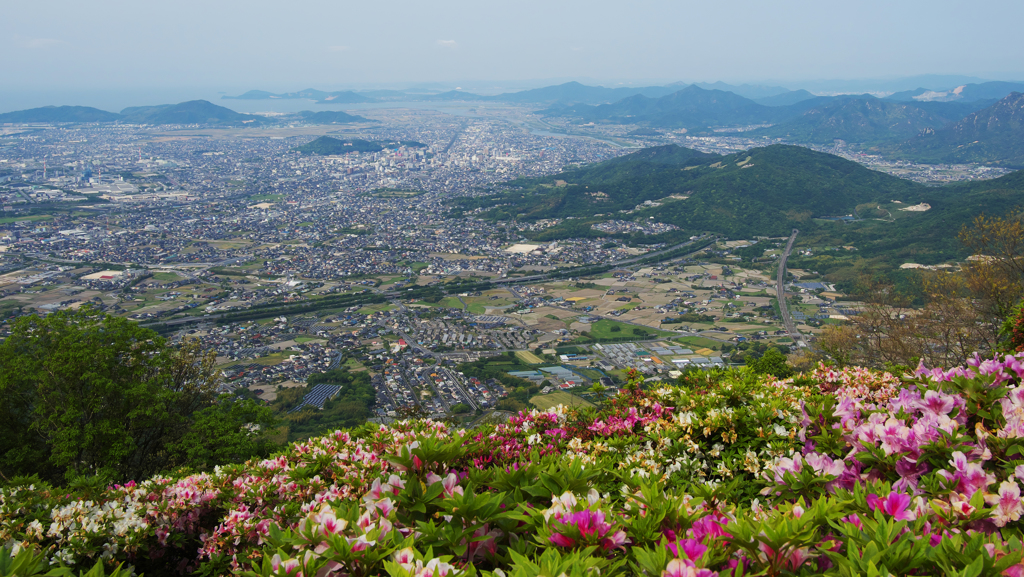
[753,98,972,144]
[886,81,1024,103]
[491,81,679,104]
[754,89,817,106]
[0,105,122,123]
[294,136,425,155]
[887,92,1024,167]
[454,144,925,237]
[119,100,267,126]
[544,86,785,128]
[691,81,793,99]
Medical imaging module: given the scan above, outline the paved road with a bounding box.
[776,229,806,348]
[496,235,713,286]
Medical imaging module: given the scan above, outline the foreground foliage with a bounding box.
[0,307,278,484]
[6,357,1024,576]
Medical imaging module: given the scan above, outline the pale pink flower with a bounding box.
[986,480,1024,527]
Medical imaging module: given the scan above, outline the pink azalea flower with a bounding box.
[919,390,955,416]
[986,480,1024,527]
[375,497,396,517]
[662,558,719,577]
[667,538,707,561]
[441,473,464,498]
[866,492,916,521]
[549,533,576,547]
[270,554,302,577]
[841,514,863,530]
[393,547,416,565]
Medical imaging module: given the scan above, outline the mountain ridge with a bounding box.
[887,92,1024,167]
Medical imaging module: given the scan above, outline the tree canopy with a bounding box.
[0,306,277,484]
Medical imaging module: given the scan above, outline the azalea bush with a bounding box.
[5,355,1024,576]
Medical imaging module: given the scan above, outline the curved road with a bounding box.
[776,229,807,348]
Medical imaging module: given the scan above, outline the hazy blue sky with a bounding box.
[3,0,1023,95]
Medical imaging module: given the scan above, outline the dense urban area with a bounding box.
[0,103,1006,437]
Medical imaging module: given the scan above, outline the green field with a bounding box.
[249,194,285,202]
[439,296,464,309]
[151,272,182,281]
[515,350,544,364]
[0,214,52,224]
[531,391,595,410]
[586,319,675,341]
[675,336,726,349]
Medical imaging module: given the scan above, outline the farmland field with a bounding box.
[530,391,595,410]
[514,350,544,364]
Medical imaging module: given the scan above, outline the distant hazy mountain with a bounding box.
[492,81,679,104]
[294,136,426,155]
[120,100,265,126]
[754,89,817,107]
[294,110,371,124]
[225,90,278,100]
[543,85,782,128]
[886,81,1024,103]
[223,89,375,104]
[425,90,491,101]
[888,92,1024,167]
[692,82,793,100]
[753,97,972,144]
[797,75,991,95]
[0,105,121,123]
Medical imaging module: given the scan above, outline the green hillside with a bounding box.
[119,100,265,126]
[785,169,1024,289]
[294,136,426,155]
[455,144,925,237]
[0,105,121,123]
[887,92,1024,167]
[295,110,371,124]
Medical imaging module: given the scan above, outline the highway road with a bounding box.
[776,229,807,348]
[496,235,713,286]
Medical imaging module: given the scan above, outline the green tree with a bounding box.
[0,306,277,483]
[164,396,277,471]
[746,347,794,379]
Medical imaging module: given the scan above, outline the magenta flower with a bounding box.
[666,538,707,561]
[549,533,575,547]
[689,513,732,541]
[549,508,627,551]
[841,514,864,530]
[866,492,915,521]
[918,390,956,416]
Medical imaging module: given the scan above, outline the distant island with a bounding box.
[0,105,122,123]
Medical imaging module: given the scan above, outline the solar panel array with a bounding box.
[289,317,321,330]
[288,383,343,413]
[471,315,507,325]
[650,346,688,356]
